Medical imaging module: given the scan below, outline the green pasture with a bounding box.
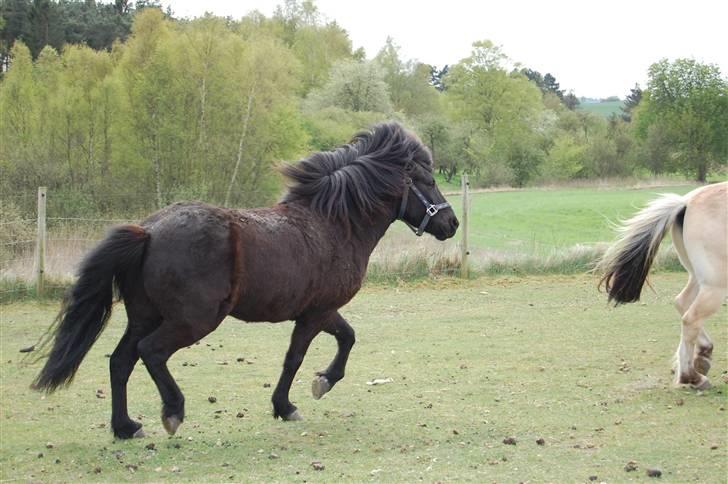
[1,274,726,482]
[383,182,699,260]
[455,184,699,254]
[578,100,625,117]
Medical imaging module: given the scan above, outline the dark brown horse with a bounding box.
[32,122,459,439]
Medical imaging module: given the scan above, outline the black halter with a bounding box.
[397,177,451,236]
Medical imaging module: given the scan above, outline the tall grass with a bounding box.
[364,229,683,284]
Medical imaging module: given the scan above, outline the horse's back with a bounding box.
[681,182,727,292]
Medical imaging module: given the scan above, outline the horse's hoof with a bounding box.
[694,356,711,376]
[133,427,146,438]
[312,375,332,400]
[693,377,712,391]
[282,409,303,421]
[162,416,182,435]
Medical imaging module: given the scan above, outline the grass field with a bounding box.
[578,100,624,117]
[455,184,699,253]
[368,182,699,279]
[1,273,726,482]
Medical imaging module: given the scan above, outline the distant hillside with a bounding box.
[577,98,624,117]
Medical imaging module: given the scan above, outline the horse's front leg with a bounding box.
[272,314,324,421]
[312,312,355,400]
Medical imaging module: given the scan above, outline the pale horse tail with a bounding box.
[597,193,687,305]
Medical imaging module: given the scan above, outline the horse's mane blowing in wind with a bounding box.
[280,122,433,225]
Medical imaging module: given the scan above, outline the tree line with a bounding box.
[1,0,726,218]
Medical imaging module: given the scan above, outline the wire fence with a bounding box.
[2,181,683,303]
[0,184,471,302]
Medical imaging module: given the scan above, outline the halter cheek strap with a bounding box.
[398,177,451,236]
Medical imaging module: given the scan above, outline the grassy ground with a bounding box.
[1,273,726,482]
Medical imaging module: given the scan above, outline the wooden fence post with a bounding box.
[36,187,47,297]
[460,174,469,278]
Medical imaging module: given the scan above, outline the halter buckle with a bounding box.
[426,205,439,217]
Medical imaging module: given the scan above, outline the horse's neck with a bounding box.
[354,215,395,255]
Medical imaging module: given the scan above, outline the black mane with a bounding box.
[280,122,432,224]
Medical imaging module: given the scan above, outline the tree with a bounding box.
[446,40,546,186]
[519,68,564,100]
[375,37,440,118]
[637,58,728,181]
[1,0,135,63]
[562,91,579,110]
[429,64,448,92]
[416,115,453,179]
[621,84,641,122]
[305,59,392,113]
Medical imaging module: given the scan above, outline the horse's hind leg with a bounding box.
[110,300,161,439]
[110,328,148,439]
[672,276,698,374]
[272,314,326,421]
[676,286,723,389]
[312,313,355,400]
[137,316,223,435]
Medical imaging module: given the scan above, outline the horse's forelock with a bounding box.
[281,122,429,224]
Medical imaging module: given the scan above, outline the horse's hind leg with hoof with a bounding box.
[137,314,225,436]
[675,287,722,390]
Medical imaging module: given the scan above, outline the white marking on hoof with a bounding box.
[163,416,182,435]
[282,409,302,421]
[312,376,331,400]
[133,427,146,439]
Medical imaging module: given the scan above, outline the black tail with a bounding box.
[32,225,149,392]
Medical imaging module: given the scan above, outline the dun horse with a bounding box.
[32,122,459,439]
[598,181,727,390]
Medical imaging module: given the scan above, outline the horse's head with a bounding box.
[397,161,459,241]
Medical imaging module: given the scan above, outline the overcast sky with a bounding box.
[160,0,728,98]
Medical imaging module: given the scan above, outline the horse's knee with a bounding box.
[674,296,688,316]
[340,325,355,349]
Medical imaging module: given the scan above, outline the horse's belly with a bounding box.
[228,282,359,323]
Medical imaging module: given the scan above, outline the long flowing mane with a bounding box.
[280,122,432,224]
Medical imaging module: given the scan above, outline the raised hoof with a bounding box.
[162,416,182,435]
[281,409,303,421]
[133,427,146,438]
[312,375,332,400]
[694,356,711,376]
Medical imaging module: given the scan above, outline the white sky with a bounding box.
[160,0,728,98]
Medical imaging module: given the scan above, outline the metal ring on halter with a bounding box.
[397,177,450,236]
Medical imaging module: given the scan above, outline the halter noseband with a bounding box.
[397,177,451,236]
